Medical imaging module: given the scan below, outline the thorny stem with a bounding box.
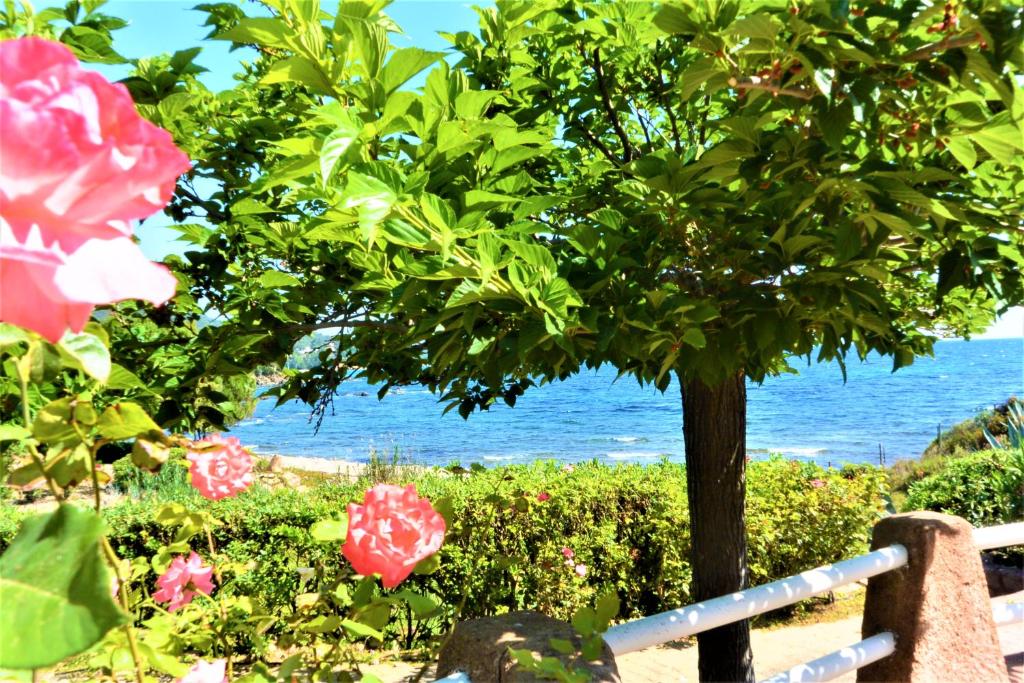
[70,421,102,512]
[205,526,234,679]
[101,538,146,683]
[17,369,62,500]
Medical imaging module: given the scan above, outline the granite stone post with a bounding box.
[858,511,1007,683]
[436,611,621,683]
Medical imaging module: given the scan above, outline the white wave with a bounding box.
[770,447,828,457]
[482,454,518,461]
[606,451,663,459]
[611,436,644,443]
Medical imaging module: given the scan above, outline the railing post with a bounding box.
[858,512,1007,683]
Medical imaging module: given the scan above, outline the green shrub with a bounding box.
[903,449,1024,527]
[83,457,886,652]
[111,448,196,500]
[919,397,1020,460]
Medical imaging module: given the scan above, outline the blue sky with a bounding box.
[95,1,1022,339]
[95,1,482,260]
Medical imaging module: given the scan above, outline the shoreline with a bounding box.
[265,454,367,475]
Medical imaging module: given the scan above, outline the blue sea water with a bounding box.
[227,338,1023,467]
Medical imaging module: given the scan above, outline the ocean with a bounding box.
[227,337,1023,467]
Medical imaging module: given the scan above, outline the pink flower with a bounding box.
[343,484,446,589]
[186,435,253,500]
[536,491,551,502]
[575,563,588,577]
[810,479,826,488]
[0,38,188,342]
[562,464,575,473]
[561,546,574,559]
[153,551,215,612]
[0,226,177,342]
[176,659,227,683]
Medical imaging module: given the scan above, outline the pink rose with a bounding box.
[186,435,253,501]
[536,491,551,502]
[153,551,215,612]
[342,484,446,589]
[0,38,189,342]
[561,546,574,559]
[810,478,826,488]
[176,659,227,683]
[575,563,588,577]
[1,38,189,249]
[0,225,177,341]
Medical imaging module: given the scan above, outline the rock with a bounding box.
[983,552,1024,597]
[437,611,620,683]
[859,511,1007,683]
[268,455,284,473]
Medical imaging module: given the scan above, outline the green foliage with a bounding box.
[111,449,194,499]
[70,458,886,652]
[903,448,1024,527]
[0,505,124,670]
[919,397,1021,459]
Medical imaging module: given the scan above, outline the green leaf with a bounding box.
[813,68,835,98]
[395,589,439,618]
[682,328,707,349]
[819,101,853,150]
[262,56,333,94]
[654,4,701,34]
[259,271,302,288]
[0,425,30,442]
[341,618,384,641]
[321,117,361,187]
[968,125,1023,166]
[945,137,977,170]
[58,331,110,382]
[310,517,348,542]
[96,403,160,441]
[32,398,77,445]
[549,637,575,655]
[232,198,275,216]
[343,173,397,241]
[381,48,444,94]
[0,506,125,669]
[216,17,292,49]
[0,324,28,347]
[595,591,620,629]
[412,552,441,575]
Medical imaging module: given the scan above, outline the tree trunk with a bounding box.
[679,371,753,682]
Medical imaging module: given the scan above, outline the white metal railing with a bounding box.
[432,520,1024,683]
[758,520,1024,683]
[433,673,471,683]
[602,545,908,655]
[759,632,896,683]
[972,520,1024,550]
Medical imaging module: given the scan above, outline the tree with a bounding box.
[11,0,1020,680]
[439,2,1023,679]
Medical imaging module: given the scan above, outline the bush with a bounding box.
[77,457,887,652]
[903,449,1024,527]
[919,397,1020,460]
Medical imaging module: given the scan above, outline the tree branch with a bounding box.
[592,47,634,162]
[728,76,814,100]
[902,33,982,62]
[568,116,622,167]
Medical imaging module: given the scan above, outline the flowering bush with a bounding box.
[0,34,447,682]
[153,551,216,611]
[0,37,186,342]
[186,436,253,501]
[343,483,446,589]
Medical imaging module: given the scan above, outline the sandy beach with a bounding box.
[266,454,367,475]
